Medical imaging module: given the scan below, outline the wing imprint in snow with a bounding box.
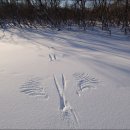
[73,73,98,96]
[20,77,48,99]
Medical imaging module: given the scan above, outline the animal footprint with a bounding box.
[20,77,48,98]
[49,53,56,61]
[73,73,98,96]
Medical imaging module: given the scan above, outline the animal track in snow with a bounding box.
[20,77,48,98]
[53,74,79,128]
[53,74,66,110]
[73,73,98,96]
[49,53,56,61]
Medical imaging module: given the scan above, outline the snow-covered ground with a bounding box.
[0,27,130,129]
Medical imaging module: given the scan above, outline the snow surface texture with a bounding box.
[0,27,130,129]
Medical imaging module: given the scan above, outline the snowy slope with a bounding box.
[0,27,130,129]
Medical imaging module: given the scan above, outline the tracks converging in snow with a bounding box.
[53,74,66,110]
[53,74,79,128]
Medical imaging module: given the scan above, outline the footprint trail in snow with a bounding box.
[53,74,79,128]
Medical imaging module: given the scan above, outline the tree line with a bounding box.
[0,0,130,34]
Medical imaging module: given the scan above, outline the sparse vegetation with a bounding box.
[0,0,130,34]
